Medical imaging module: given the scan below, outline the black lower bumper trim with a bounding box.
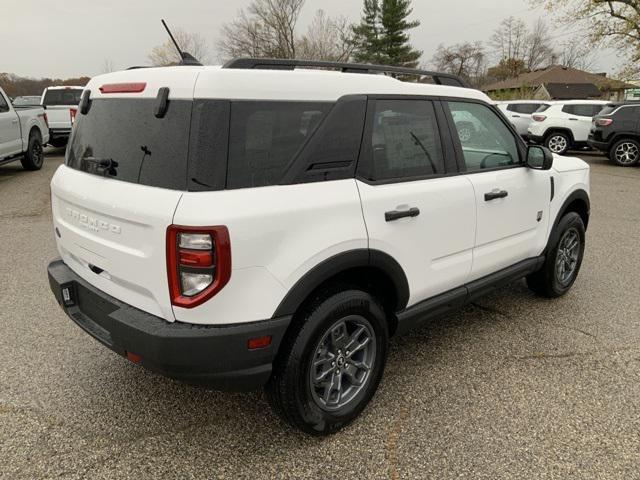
[47,259,291,391]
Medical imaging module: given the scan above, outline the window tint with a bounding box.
[226,101,331,189]
[0,93,8,112]
[535,104,551,113]
[43,88,83,106]
[507,103,544,114]
[562,104,603,117]
[360,100,444,181]
[617,105,640,120]
[448,101,520,171]
[66,98,192,190]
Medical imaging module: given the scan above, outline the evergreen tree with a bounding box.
[379,0,422,67]
[352,0,383,64]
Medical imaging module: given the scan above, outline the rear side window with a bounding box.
[563,104,603,117]
[66,99,192,190]
[598,105,617,116]
[226,101,331,189]
[359,100,444,181]
[508,103,544,114]
[535,104,551,113]
[616,105,640,120]
[43,89,83,106]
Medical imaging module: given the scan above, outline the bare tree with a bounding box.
[149,30,211,66]
[218,0,305,60]
[101,59,116,74]
[297,10,355,61]
[491,17,528,63]
[525,18,553,70]
[432,42,486,86]
[559,38,598,70]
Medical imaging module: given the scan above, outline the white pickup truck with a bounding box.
[41,86,83,147]
[0,86,49,170]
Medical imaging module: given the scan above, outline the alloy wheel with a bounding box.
[309,316,376,411]
[614,142,639,165]
[548,135,568,154]
[555,227,580,285]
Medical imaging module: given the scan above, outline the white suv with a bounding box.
[47,59,591,435]
[496,100,550,137]
[527,100,608,155]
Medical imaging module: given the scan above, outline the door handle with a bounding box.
[484,190,509,201]
[512,114,521,118]
[569,118,579,121]
[385,207,420,222]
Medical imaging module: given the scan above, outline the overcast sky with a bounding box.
[3,0,620,79]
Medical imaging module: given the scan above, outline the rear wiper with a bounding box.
[81,157,118,176]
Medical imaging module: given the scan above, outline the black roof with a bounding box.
[543,82,602,99]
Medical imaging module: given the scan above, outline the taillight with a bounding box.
[70,108,77,125]
[166,226,231,308]
[532,115,546,122]
[595,118,613,127]
[43,112,49,127]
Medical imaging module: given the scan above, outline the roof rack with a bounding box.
[222,58,471,89]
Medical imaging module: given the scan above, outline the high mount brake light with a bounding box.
[595,118,613,127]
[532,115,546,122]
[167,226,231,308]
[99,82,147,94]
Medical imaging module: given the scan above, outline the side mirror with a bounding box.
[526,145,553,170]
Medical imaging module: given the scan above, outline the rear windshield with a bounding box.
[66,99,192,190]
[43,88,83,106]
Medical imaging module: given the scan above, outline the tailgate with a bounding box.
[46,106,72,130]
[51,166,182,321]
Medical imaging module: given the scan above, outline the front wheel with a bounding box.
[527,212,585,298]
[20,131,44,171]
[266,289,389,435]
[609,139,640,167]
[545,132,570,155]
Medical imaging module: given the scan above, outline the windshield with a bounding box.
[43,88,83,106]
[66,99,192,190]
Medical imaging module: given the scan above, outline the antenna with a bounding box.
[160,19,203,66]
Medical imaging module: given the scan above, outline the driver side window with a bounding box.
[0,94,9,113]
[447,101,520,172]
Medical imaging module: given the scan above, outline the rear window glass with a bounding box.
[66,99,192,190]
[598,105,617,116]
[43,89,83,106]
[507,103,545,114]
[226,101,331,189]
[562,104,604,117]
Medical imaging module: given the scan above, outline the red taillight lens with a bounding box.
[70,108,77,125]
[43,112,49,127]
[99,82,147,94]
[595,118,613,127]
[532,115,546,122]
[167,226,231,308]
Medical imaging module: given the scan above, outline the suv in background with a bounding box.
[496,100,550,138]
[588,102,640,166]
[41,86,83,147]
[527,100,608,155]
[47,59,591,435]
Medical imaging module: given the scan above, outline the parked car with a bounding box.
[41,86,83,147]
[12,95,42,107]
[0,86,49,170]
[496,100,550,138]
[588,102,640,166]
[527,100,609,154]
[47,60,591,435]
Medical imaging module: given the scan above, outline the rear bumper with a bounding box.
[587,138,609,152]
[49,128,71,140]
[47,259,291,391]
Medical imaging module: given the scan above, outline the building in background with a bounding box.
[483,65,635,101]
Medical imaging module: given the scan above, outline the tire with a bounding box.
[266,289,389,436]
[526,212,585,298]
[609,138,640,167]
[20,130,44,171]
[544,132,570,155]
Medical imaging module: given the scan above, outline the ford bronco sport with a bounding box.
[47,59,591,435]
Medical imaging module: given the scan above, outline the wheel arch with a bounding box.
[545,128,575,144]
[272,249,410,334]
[553,189,590,235]
[28,124,42,140]
[609,134,640,151]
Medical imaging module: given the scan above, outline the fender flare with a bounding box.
[545,128,575,144]
[272,249,410,318]
[546,188,590,253]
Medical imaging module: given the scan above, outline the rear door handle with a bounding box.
[484,190,508,201]
[511,114,521,118]
[385,207,420,222]
[569,118,579,121]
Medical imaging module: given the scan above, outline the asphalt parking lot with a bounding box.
[1,151,639,479]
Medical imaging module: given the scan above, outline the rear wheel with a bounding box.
[527,212,585,298]
[20,130,44,171]
[266,289,389,435]
[545,132,570,155]
[609,139,639,167]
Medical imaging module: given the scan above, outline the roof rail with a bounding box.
[222,58,471,88]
